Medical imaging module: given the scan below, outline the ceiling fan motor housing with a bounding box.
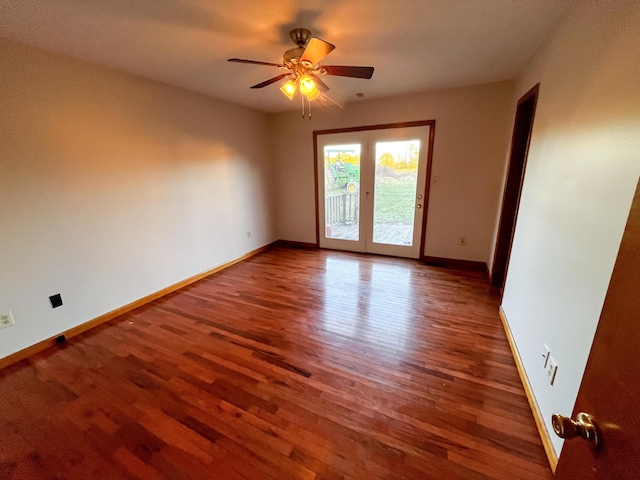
[283,47,305,65]
[290,28,312,47]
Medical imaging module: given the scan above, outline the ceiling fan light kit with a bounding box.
[279,79,297,100]
[228,28,374,119]
[299,75,318,96]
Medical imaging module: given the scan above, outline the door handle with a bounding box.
[551,412,600,450]
[416,204,422,209]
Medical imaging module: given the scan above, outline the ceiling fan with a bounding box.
[228,28,374,113]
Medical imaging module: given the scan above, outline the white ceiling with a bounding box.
[0,0,572,113]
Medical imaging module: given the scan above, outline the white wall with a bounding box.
[501,2,640,456]
[0,39,277,360]
[270,81,515,264]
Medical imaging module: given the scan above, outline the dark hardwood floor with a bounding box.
[0,246,552,480]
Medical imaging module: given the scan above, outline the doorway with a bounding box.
[314,122,434,259]
[491,84,539,289]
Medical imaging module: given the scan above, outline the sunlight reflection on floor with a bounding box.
[320,255,414,350]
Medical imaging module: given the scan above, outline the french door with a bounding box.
[316,125,431,259]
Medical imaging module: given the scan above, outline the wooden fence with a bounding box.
[325,193,359,226]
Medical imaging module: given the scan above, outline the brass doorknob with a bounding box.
[551,412,600,450]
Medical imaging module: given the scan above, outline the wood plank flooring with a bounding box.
[0,246,553,480]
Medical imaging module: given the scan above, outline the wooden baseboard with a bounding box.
[499,306,558,472]
[0,242,276,371]
[275,239,319,250]
[423,255,488,274]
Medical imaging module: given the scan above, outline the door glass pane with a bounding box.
[373,140,420,246]
[324,144,360,241]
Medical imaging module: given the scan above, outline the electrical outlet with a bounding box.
[542,344,550,368]
[0,311,15,330]
[546,356,558,385]
[459,236,467,246]
[246,231,252,239]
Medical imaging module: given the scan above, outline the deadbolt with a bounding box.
[551,412,600,450]
[417,194,423,200]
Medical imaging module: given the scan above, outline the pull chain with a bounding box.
[300,94,313,120]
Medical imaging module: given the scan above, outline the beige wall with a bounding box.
[270,81,515,264]
[0,39,277,360]
[501,1,640,456]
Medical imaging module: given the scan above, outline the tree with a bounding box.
[397,143,418,170]
[378,152,395,168]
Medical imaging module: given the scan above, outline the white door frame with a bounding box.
[314,121,436,259]
[316,131,368,253]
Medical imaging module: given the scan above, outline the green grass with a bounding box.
[373,177,417,225]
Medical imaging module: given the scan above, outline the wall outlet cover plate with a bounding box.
[0,311,15,329]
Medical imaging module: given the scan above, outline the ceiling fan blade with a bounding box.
[312,74,330,93]
[300,38,335,65]
[228,58,284,67]
[250,74,290,89]
[323,65,374,79]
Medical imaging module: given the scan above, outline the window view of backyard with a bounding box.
[324,144,361,241]
[323,140,421,246]
[373,140,420,246]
